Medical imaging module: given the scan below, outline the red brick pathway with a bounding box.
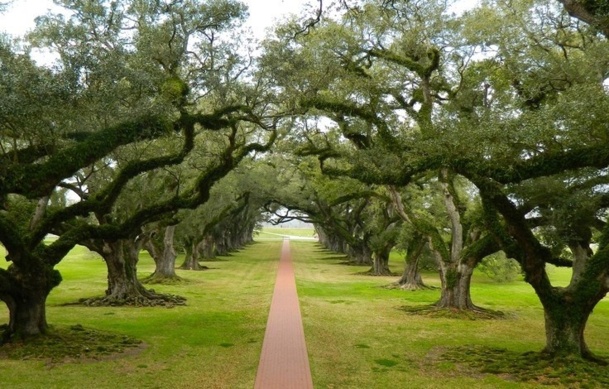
[254,239,314,389]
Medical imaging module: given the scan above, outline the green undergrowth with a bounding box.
[439,345,609,388]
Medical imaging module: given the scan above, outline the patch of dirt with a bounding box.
[0,324,145,365]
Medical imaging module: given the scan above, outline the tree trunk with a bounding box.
[435,258,476,310]
[200,235,216,260]
[179,239,208,270]
[103,239,152,302]
[315,226,346,253]
[0,260,61,340]
[347,244,372,265]
[144,225,180,282]
[369,246,392,276]
[533,242,603,360]
[542,299,594,358]
[396,238,428,290]
[215,231,230,256]
[3,289,49,341]
[79,238,185,306]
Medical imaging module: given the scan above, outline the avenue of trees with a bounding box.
[2,0,609,364]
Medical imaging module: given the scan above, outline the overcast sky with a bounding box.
[1,0,480,38]
[0,0,311,38]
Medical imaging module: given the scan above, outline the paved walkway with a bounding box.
[254,239,314,389]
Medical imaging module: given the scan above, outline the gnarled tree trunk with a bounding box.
[369,245,393,276]
[0,258,61,341]
[396,238,429,290]
[82,238,185,307]
[199,235,216,260]
[180,238,208,270]
[543,298,595,358]
[347,243,373,265]
[435,257,476,309]
[144,225,181,283]
[104,239,151,301]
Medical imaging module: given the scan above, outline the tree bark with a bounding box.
[369,245,392,275]
[542,298,595,358]
[144,225,180,282]
[347,243,373,265]
[396,238,428,290]
[0,257,61,340]
[179,239,208,270]
[435,258,476,309]
[1,288,49,341]
[103,239,152,302]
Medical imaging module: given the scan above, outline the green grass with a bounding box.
[255,226,315,240]
[1,238,609,388]
[0,241,279,389]
[289,241,609,388]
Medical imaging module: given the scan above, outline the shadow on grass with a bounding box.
[0,324,144,364]
[433,345,609,387]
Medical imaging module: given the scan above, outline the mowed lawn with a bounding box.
[1,233,609,388]
[0,241,278,389]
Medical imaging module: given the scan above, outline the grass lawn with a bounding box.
[289,241,609,388]
[254,226,315,240]
[0,241,278,389]
[1,236,609,388]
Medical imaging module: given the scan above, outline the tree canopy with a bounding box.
[2,0,609,364]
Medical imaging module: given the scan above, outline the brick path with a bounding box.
[254,239,314,389]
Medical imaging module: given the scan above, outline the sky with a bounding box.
[0,0,310,38]
[0,0,479,38]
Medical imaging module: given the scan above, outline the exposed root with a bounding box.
[399,304,507,320]
[338,260,372,266]
[179,263,210,271]
[357,269,399,276]
[76,292,186,308]
[434,345,609,386]
[384,282,436,291]
[141,274,185,285]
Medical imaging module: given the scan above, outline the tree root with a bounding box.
[179,263,210,271]
[141,274,185,285]
[77,291,186,308]
[357,269,399,276]
[384,282,436,291]
[399,303,507,320]
[436,345,609,385]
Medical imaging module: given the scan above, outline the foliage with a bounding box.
[477,252,522,283]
